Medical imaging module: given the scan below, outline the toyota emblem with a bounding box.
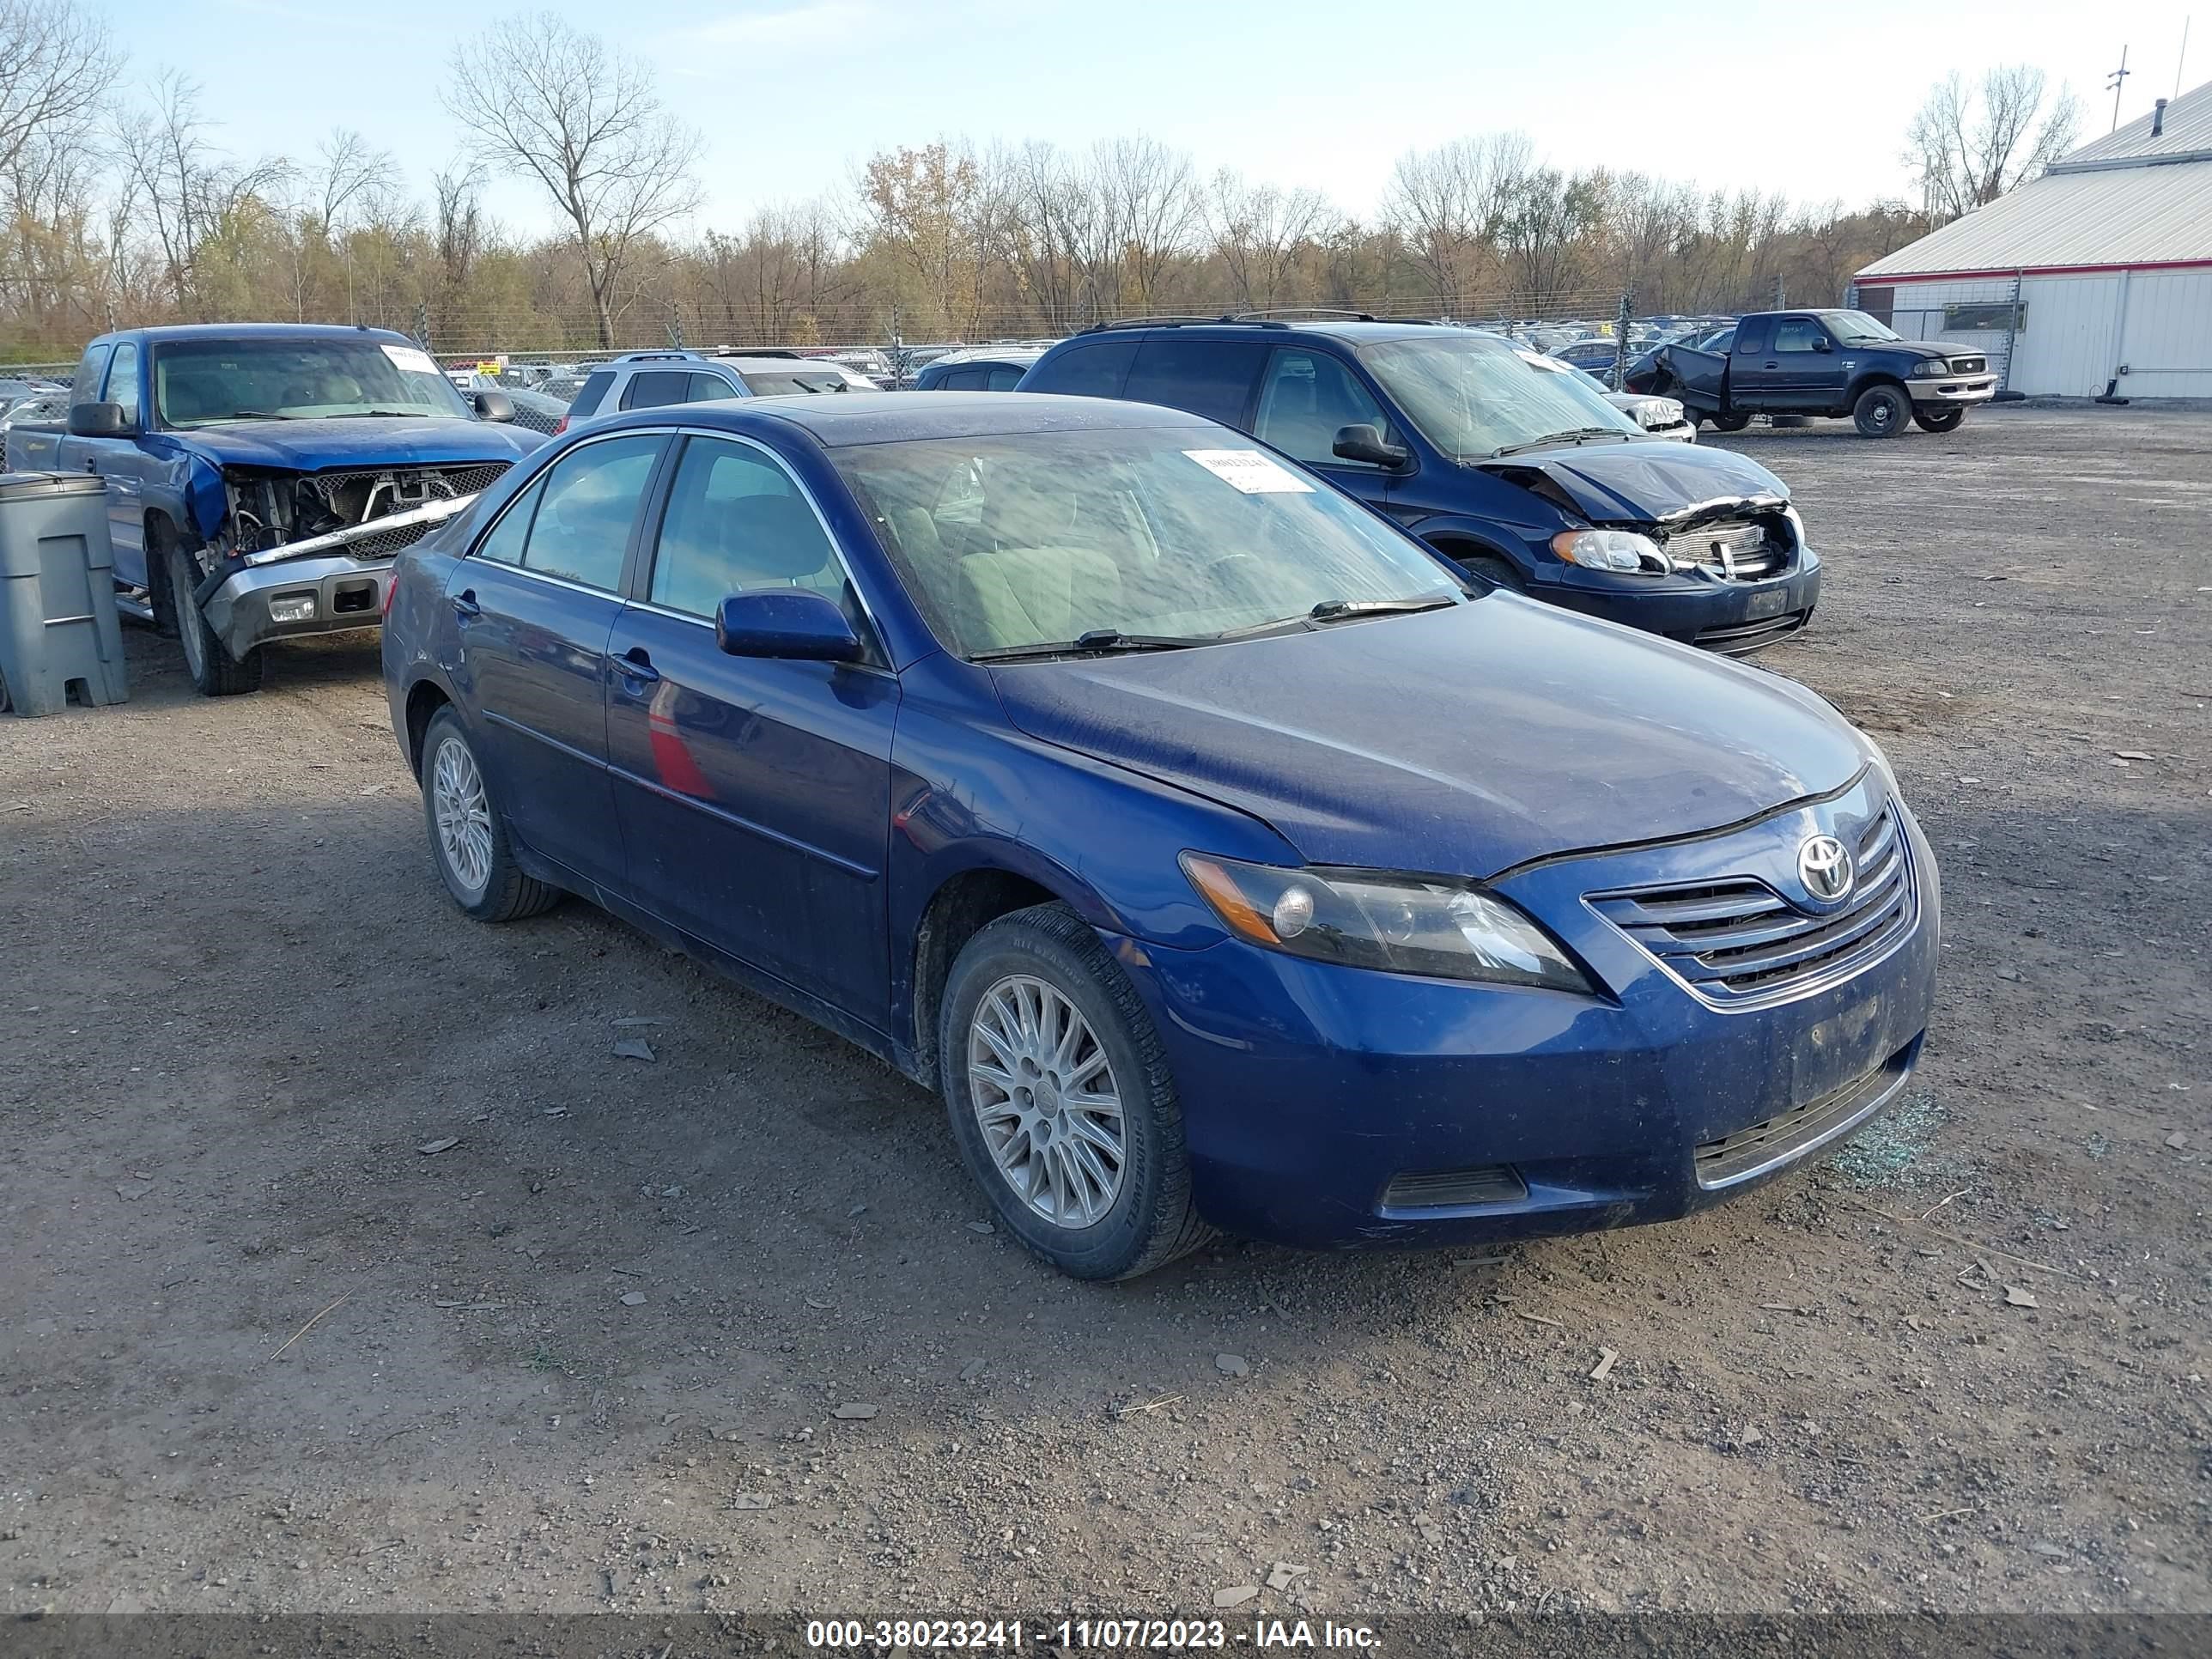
[1798,834,1854,903]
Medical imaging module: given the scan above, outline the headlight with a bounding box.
[1911,360,1949,378]
[1180,854,1594,993]
[1782,503,1808,549]
[1551,528,1669,574]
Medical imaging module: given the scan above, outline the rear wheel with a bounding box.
[1913,405,1966,434]
[420,707,560,922]
[939,903,1207,1279]
[1852,383,1910,438]
[1710,411,1752,434]
[162,532,263,696]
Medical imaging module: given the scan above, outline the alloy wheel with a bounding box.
[967,974,1126,1228]
[431,734,494,897]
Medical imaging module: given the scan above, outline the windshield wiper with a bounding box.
[343,409,438,417]
[969,629,1211,664]
[1490,428,1633,458]
[1309,596,1456,623]
[210,410,298,422]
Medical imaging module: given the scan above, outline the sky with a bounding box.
[106,0,2203,236]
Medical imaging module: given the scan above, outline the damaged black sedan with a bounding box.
[1018,319,1818,654]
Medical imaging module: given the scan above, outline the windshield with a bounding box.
[1820,310,1900,343]
[834,427,1466,659]
[744,369,862,397]
[152,337,473,427]
[1358,335,1640,459]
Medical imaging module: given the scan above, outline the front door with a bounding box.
[604,434,900,1027]
[449,430,666,888]
[1250,347,1404,510]
[1766,315,1846,410]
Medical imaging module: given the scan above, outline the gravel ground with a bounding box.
[1,405,2207,1622]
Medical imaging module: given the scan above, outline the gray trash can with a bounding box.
[0,471,127,716]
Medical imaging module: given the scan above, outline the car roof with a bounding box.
[622,390,1216,448]
[1066,319,1504,349]
[106,322,416,346]
[927,345,1049,367]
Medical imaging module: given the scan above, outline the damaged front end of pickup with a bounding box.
[185,460,513,656]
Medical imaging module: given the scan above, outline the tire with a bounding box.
[1913,405,1966,434]
[161,529,263,696]
[1852,383,1910,438]
[1450,548,1526,593]
[1710,411,1752,433]
[418,707,561,923]
[939,902,1208,1280]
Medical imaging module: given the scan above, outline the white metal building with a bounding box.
[1852,80,2212,398]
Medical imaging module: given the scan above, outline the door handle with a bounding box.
[1765,362,1779,370]
[451,589,482,620]
[615,647,660,687]
[82,459,98,473]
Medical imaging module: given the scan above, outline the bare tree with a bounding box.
[115,72,290,313]
[0,0,112,191]
[1210,170,1332,311]
[444,12,702,347]
[1906,67,2082,222]
[1381,133,1530,313]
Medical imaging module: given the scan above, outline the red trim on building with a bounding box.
[1859,258,2212,283]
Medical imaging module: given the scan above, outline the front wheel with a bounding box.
[939,903,1207,1279]
[419,707,561,922]
[1852,383,1910,438]
[1710,411,1752,434]
[163,535,263,696]
[1913,405,1966,433]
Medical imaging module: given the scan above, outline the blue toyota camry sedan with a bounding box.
[382,393,1939,1279]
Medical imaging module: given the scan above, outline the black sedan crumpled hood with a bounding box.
[1476,441,1789,525]
[988,597,1869,879]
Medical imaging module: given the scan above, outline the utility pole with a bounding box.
[2107,45,2131,131]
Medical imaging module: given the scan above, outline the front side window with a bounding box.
[150,337,471,427]
[71,343,112,405]
[836,426,1464,659]
[620,370,691,410]
[1253,350,1395,465]
[985,366,1025,391]
[648,437,840,617]
[1772,317,1829,353]
[686,372,744,404]
[103,343,140,422]
[567,370,614,417]
[520,434,664,591]
[1358,335,1639,459]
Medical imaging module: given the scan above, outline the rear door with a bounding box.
[448,429,668,889]
[605,432,900,1024]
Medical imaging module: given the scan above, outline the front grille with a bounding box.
[313,461,513,501]
[1590,803,1914,1003]
[1380,1164,1528,1212]
[1694,610,1809,654]
[1665,516,1788,581]
[346,520,440,560]
[1948,354,1988,374]
[1694,1042,1915,1186]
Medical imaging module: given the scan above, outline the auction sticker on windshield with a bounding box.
[1183,449,1314,494]
[380,343,441,375]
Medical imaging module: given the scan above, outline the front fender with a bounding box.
[139,437,230,544]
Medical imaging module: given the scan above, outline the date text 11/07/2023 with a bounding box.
[804,1617,1382,1650]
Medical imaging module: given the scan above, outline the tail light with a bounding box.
[381,577,398,620]
[553,416,569,434]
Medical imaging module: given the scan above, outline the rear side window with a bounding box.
[520,434,665,590]
[940,367,988,391]
[70,343,112,404]
[1022,340,1136,398]
[1124,338,1267,427]
[620,370,691,410]
[567,370,614,418]
[1734,318,1770,356]
[473,477,544,566]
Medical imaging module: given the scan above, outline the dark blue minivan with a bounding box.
[384,392,1932,1280]
[1018,318,1820,654]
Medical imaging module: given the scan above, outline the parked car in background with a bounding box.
[1553,337,1627,386]
[1626,310,1995,437]
[382,391,1936,1279]
[494,385,572,435]
[911,345,1048,391]
[556,350,875,434]
[1604,390,1697,441]
[6,323,543,696]
[1018,318,1819,653]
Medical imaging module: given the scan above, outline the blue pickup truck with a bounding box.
[6,323,545,695]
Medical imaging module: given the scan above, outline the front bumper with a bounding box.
[1119,780,1939,1250]
[1528,547,1821,654]
[204,552,393,659]
[1909,376,1997,405]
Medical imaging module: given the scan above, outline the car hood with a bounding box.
[1866,338,1974,362]
[1474,440,1786,524]
[988,598,1867,878]
[156,417,544,471]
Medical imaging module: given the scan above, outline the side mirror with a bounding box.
[1810,336,1834,354]
[473,390,514,422]
[715,589,866,664]
[1332,423,1409,469]
[67,401,131,438]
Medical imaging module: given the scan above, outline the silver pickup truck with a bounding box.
[8,323,544,696]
